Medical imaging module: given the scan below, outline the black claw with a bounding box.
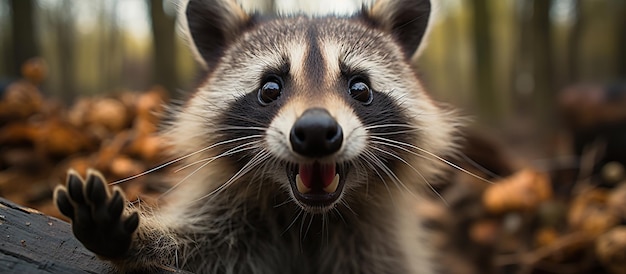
[108,191,124,218]
[86,173,107,205]
[67,173,86,204]
[55,189,75,219]
[124,212,140,234]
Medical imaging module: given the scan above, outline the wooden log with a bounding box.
[0,197,185,273]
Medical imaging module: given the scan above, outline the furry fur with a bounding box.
[54,0,460,273]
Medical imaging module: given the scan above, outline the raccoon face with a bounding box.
[178,0,456,213]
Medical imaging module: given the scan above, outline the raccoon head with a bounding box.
[176,0,457,213]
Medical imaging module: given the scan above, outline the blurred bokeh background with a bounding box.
[1,1,626,273]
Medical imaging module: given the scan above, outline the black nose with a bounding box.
[290,108,343,157]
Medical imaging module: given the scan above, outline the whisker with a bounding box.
[364,150,405,191]
[214,151,271,195]
[459,152,502,179]
[333,207,348,226]
[369,146,421,198]
[363,123,418,129]
[370,145,448,206]
[219,112,269,127]
[322,213,328,247]
[249,162,267,200]
[360,150,396,205]
[360,151,391,192]
[368,129,421,136]
[160,143,263,199]
[190,150,272,204]
[274,197,293,209]
[370,136,493,185]
[282,209,303,235]
[159,155,215,200]
[349,159,371,197]
[213,126,267,132]
[299,212,309,250]
[339,200,357,217]
[303,212,314,240]
[174,141,262,173]
[109,134,264,186]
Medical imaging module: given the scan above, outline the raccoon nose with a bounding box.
[290,108,343,157]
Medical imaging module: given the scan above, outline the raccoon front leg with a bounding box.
[54,170,178,270]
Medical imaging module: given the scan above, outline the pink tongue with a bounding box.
[299,163,336,188]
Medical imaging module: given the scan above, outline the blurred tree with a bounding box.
[98,0,121,93]
[512,0,532,114]
[510,0,554,136]
[567,0,582,83]
[617,1,626,78]
[532,0,555,129]
[55,0,77,101]
[8,0,39,78]
[472,0,496,123]
[149,0,178,94]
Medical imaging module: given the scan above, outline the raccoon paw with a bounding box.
[54,169,139,259]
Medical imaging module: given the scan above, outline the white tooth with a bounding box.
[323,174,340,193]
[296,174,311,194]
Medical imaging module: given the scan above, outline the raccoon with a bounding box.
[54,0,459,273]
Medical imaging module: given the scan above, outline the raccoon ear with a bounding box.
[182,0,252,69]
[363,0,431,60]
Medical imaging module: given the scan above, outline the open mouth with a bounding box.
[286,162,347,209]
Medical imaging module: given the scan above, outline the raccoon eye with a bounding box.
[258,78,282,105]
[348,77,373,104]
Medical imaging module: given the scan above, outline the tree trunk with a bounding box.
[617,1,626,78]
[472,0,496,123]
[9,0,38,78]
[532,0,555,129]
[512,0,533,115]
[149,0,178,94]
[54,0,77,102]
[567,0,582,83]
[99,0,121,94]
